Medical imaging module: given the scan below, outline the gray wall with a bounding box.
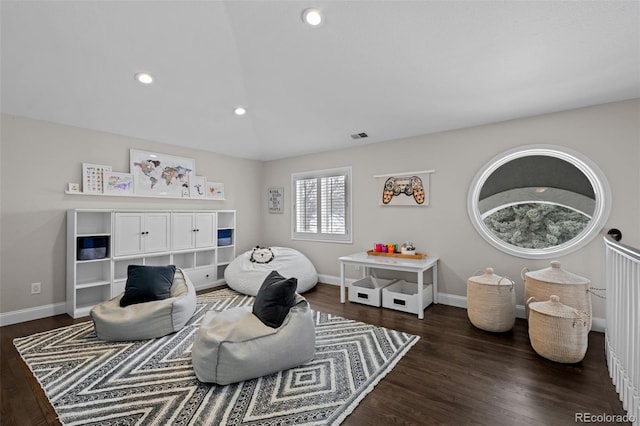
[1,99,638,320]
[1,114,262,313]
[260,99,640,320]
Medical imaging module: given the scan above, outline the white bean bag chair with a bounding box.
[224,247,317,296]
[91,268,197,341]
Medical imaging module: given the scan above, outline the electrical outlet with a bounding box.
[31,282,41,295]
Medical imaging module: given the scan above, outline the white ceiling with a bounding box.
[2,1,639,161]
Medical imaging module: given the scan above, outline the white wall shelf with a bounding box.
[64,191,225,201]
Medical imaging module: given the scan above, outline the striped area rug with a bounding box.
[14,289,419,425]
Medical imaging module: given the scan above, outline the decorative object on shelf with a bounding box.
[102,171,134,195]
[268,186,284,214]
[82,163,112,193]
[522,260,592,330]
[130,149,195,197]
[401,242,416,255]
[68,182,80,193]
[374,169,435,206]
[526,295,589,363]
[467,267,516,332]
[189,175,206,199]
[206,182,225,200]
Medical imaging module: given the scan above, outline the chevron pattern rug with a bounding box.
[14,288,419,425]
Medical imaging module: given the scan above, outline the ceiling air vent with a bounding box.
[350,132,369,140]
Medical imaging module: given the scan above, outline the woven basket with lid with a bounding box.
[527,295,589,363]
[523,260,591,330]
[467,267,516,332]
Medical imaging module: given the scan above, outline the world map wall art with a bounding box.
[130,149,195,197]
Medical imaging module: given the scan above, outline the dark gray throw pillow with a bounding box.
[252,270,297,328]
[120,264,176,307]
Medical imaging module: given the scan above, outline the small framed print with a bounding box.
[82,163,112,193]
[206,182,225,200]
[268,186,284,214]
[189,175,207,198]
[68,183,80,193]
[103,171,134,195]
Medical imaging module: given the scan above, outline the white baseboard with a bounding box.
[0,302,67,327]
[317,274,605,332]
[0,277,606,333]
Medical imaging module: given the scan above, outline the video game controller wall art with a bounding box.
[376,171,433,206]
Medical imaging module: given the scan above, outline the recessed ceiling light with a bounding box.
[234,106,247,116]
[302,8,323,26]
[135,72,154,84]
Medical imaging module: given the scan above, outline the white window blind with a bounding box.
[292,167,351,243]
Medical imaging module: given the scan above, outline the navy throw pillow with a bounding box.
[252,270,297,328]
[120,265,176,307]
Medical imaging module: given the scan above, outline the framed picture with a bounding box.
[375,170,434,207]
[68,183,80,193]
[103,171,134,195]
[82,163,112,193]
[268,186,284,214]
[189,176,207,198]
[130,149,195,197]
[206,182,225,200]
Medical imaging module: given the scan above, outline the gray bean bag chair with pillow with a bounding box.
[224,246,318,296]
[192,294,315,385]
[91,267,197,341]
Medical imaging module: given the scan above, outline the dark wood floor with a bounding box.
[1,283,630,426]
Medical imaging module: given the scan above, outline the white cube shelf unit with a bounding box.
[67,209,236,318]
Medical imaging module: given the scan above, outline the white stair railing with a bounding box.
[605,235,640,425]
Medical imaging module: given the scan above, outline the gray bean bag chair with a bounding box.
[90,268,197,341]
[192,294,315,385]
[224,247,318,296]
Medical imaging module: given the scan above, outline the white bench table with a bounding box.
[339,252,439,319]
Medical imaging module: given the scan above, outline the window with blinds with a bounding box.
[292,167,352,243]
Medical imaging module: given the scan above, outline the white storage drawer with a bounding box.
[382,280,433,314]
[185,267,216,288]
[348,276,395,307]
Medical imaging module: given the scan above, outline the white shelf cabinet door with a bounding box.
[172,213,196,250]
[195,212,216,248]
[114,212,170,256]
[114,213,145,256]
[172,212,216,250]
[145,212,171,253]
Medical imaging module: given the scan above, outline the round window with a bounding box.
[467,145,611,258]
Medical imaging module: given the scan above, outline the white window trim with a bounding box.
[291,166,352,243]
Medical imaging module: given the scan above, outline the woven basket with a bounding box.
[467,267,516,332]
[523,261,591,330]
[527,295,589,363]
